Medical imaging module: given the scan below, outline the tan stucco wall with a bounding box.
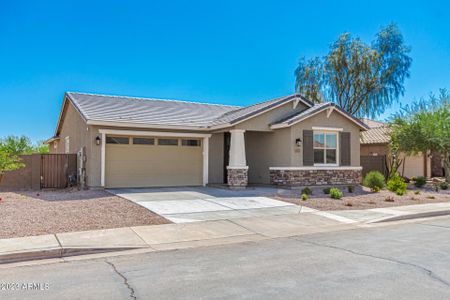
[50,101,89,155]
[234,102,308,131]
[208,132,224,184]
[245,129,291,184]
[290,110,362,167]
[360,144,389,156]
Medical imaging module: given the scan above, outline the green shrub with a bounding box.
[301,193,309,201]
[414,190,420,195]
[323,187,331,194]
[347,185,354,193]
[363,171,385,192]
[387,174,407,196]
[440,182,449,190]
[414,176,427,188]
[433,183,440,192]
[301,187,312,195]
[426,196,435,199]
[330,188,343,199]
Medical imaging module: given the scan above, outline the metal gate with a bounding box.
[41,154,77,188]
[361,155,388,177]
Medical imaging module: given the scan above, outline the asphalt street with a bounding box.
[1,216,450,300]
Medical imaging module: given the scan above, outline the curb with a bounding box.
[371,210,450,223]
[0,247,142,265]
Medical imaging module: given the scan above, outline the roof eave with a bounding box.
[86,120,211,131]
[269,103,370,131]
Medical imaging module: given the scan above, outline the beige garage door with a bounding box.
[105,136,203,188]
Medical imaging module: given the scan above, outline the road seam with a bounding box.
[291,237,450,288]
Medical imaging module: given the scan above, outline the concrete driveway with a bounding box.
[109,187,309,223]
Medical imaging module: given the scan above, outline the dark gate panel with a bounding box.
[361,155,387,177]
[41,154,77,188]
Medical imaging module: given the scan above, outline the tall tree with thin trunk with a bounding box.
[295,23,412,118]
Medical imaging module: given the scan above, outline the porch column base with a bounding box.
[227,166,248,188]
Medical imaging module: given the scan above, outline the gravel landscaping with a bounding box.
[0,189,170,239]
[276,185,450,211]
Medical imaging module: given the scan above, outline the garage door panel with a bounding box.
[105,141,203,188]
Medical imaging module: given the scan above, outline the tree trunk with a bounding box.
[444,157,450,183]
[0,173,3,185]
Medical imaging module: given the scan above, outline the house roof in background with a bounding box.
[360,119,390,144]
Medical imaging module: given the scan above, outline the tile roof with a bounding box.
[271,102,369,130]
[66,92,240,128]
[66,92,312,129]
[211,94,312,126]
[62,92,366,133]
[359,119,390,144]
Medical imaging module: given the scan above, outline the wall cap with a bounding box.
[269,166,362,171]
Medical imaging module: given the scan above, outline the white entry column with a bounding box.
[227,129,248,188]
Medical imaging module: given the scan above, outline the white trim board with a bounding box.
[98,129,211,138]
[269,166,362,171]
[312,126,343,131]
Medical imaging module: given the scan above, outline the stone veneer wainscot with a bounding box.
[227,167,248,188]
[269,167,362,186]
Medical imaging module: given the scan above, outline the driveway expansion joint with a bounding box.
[291,237,450,288]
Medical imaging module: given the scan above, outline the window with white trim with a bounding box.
[313,132,338,165]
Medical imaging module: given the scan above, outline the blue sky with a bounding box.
[1,0,449,141]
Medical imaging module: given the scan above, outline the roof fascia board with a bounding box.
[270,105,368,130]
[88,120,208,131]
[98,129,211,138]
[209,95,311,130]
[54,94,88,136]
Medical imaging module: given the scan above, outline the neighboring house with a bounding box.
[360,118,432,179]
[46,92,368,189]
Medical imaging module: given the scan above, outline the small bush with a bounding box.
[433,184,440,192]
[440,182,449,190]
[410,176,417,182]
[347,185,354,193]
[344,202,353,207]
[414,190,420,195]
[323,187,331,194]
[363,171,385,192]
[387,174,407,196]
[385,196,395,202]
[301,193,309,201]
[426,196,435,200]
[414,176,427,188]
[330,188,343,199]
[301,187,312,195]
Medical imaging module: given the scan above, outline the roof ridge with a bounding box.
[66,92,242,109]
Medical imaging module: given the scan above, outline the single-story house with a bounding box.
[360,118,435,179]
[46,92,369,188]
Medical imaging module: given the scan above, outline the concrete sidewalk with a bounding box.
[322,202,450,223]
[2,201,450,265]
[0,212,351,264]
